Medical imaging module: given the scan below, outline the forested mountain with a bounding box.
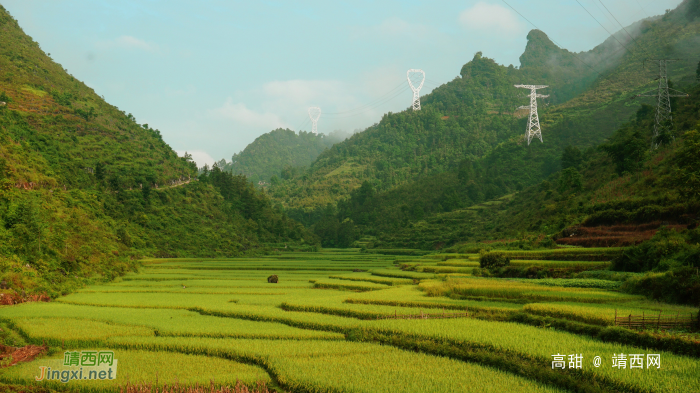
[267,1,700,246]
[221,128,345,184]
[0,6,316,298]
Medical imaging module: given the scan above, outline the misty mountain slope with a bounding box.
[269,32,621,212]
[341,1,700,249]
[0,5,316,297]
[267,3,700,214]
[276,1,700,219]
[272,0,700,245]
[221,129,344,183]
[375,81,700,250]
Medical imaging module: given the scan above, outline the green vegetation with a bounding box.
[3,249,699,393]
[0,5,317,299]
[2,349,271,390]
[221,129,349,184]
[3,2,700,392]
[258,3,700,253]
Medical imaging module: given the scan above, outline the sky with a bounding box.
[3,0,684,167]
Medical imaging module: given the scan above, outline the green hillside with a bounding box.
[0,5,316,298]
[222,128,341,183]
[372,82,700,249]
[268,2,700,246]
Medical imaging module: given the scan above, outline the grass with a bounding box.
[2,249,697,393]
[421,277,643,303]
[523,302,700,327]
[369,269,436,279]
[1,303,344,341]
[311,279,389,291]
[327,273,414,286]
[106,337,565,393]
[2,349,270,391]
[8,317,154,343]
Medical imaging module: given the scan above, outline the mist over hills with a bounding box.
[251,0,700,247]
[220,128,353,184]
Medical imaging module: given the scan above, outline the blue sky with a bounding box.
[3,0,683,167]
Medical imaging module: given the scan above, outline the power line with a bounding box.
[635,59,689,148]
[322,85,412,119]
[500,0,604,76]
[574,0,639,60]
[323,80,408,115]
[633,0,650,18]
[597,0,653,58]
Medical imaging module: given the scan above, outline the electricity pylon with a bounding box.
[514,85,549,145]
[308,107,321,134]
[635,59,689,148]
[407,69,425,111]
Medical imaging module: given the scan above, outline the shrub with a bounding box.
[611,227,697,272]
[479,251,510,269]
[621,266,700,305]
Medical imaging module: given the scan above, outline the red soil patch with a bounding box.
[556,222,687,247]
[0,293,51,306]
[0,344,48,368]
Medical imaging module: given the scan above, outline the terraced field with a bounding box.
[1,249,698,393]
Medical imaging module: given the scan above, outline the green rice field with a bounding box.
[1,249,698,393]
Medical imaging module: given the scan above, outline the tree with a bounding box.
[599,128,647,175]
[558,167,583,193]
[0,91,11,103]
[696,59,700,82]
[95,162,105,181]
[479,251,510,269]
[75,106,95,121]
[561,145,583,170]
[670,129,700,200]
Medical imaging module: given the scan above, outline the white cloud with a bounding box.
[210,99,289,130]
[459,2,524,36]
[176,150,215,169]
[262,79,348,107]
[116,35,154,51]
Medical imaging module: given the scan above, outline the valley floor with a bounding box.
[0,249,698,393]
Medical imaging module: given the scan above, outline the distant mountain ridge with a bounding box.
[266,0,700,246]
[221,129,348,183]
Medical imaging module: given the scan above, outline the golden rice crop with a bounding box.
[327,274,413,286]
[1,303,344,340]
[421,277,642,303]
[312,279,389,291]
[1,349,270,389]
[9,317,154,345]
[524,302,700,327]
[364,317,700,392]
[106,337,565,393]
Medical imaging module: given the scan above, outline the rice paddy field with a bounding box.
[1,249,698,393]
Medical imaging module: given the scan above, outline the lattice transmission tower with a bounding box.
[635,59,689,148]
[308,107,321,134]
[407,69,425,111]
[514,85,549,145]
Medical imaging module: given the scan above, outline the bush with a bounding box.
[479,251,510,269]
[611,227,697,272]
[621,267,700,305]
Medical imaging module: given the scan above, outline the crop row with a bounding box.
[420,278,643,303]
[103,337,565,393]
[1,348,270,391]
[327,274,414,286]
